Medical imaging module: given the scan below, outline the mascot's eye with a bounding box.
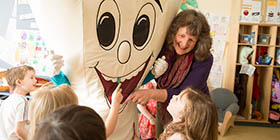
[97,0,120,50]
[133,15,150,47]
[97,13,115,47]
[133,3,156,51]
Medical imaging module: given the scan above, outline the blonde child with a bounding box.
[28,83,78,139]
[32,104,106,140]
[0,65,37,140]
[160,87,218,140]
[28,82,122,139]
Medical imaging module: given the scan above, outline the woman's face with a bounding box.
[173,27,198,55]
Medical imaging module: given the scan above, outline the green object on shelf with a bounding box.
[180,0,198,10]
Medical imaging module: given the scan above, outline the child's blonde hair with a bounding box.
[5,65,35,90]
[160,87,218,140]
[28,83,78,139]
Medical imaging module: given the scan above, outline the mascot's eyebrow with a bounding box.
[154,0,163,12]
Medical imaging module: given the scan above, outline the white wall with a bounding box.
[197,0,232,16]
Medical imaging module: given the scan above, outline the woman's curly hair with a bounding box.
[165,9,212,61]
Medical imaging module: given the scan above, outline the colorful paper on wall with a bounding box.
[265,0,279,24]
[240,0,262,23]
[0,0,49,76]
[277,0,280,23]
[15,31,50,76]
[200,10,230,89]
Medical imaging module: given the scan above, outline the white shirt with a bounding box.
[168,133,184,140]
[0,93,29,140]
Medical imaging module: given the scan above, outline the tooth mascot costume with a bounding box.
[29,0,180,139]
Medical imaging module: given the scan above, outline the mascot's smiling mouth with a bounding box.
[93,54,152,103]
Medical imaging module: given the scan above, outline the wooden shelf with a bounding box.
[256,44,275,47]
[239,22,258,25]
[235,63,273,67]
[239,22,280,26]
[224,0,280,125]
[236,119,269,123]
[273,65,280,68]
[253,64,273,67]
[238,43,253,46]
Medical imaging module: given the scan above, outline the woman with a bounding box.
[126,9,213,135]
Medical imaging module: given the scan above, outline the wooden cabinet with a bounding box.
[223,0,280,124]
[235,23,279,123]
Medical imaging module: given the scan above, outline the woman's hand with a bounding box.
[152,56,168,78]
[125,90,152,105]
[49,50,64,77]
[126,89,168,105]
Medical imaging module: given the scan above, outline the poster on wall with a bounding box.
[240,0,262,23]
[0,0,50,76]
[265,0,278,24]
[15,31,50,76]
[17,0,38,30]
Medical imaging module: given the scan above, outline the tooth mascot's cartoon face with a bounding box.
[30,0,180,139]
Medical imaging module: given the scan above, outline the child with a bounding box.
[28,83,122,139]
[160,87,218,140]
[32,104,106,140]
[28,83,79,139]
[0,65,37,140]
[137,80,157,140]
[104,83,123,137]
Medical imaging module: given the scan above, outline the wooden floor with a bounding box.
[219,125,280,140]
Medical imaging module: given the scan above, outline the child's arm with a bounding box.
[15,121,28,140]
[137,104,156,124]
[106,84,123,137]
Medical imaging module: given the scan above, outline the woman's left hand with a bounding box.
[125,90,152,105]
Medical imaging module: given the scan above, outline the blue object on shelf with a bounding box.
[250,32,255,44]
[239,34,252,44]
[258,34,270,45]
[258,56,272,65]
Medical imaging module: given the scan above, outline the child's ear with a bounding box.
[16,79,22,86]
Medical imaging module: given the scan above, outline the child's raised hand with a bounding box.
[112,84,123,106]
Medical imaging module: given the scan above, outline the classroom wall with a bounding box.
[197,0,232,16]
